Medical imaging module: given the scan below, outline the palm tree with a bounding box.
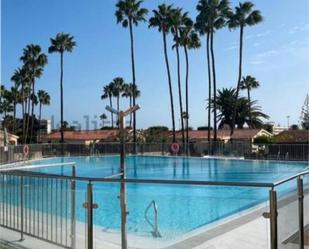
[196,0,230,142]
[37,90,50,141]
[149,4,176,142]
[122,83,140,127]
[101,84,115,128]
[240,75,260,128]
[11,67,30,140]
[228,2,263,134]
[111,77,125,114]
[20,44,47,143]
[212,87,268,129]
[100,113,108,127]
[170,7,189,145]
[178,18,201,147]
[115,0,148,149]
[48,33,76,144]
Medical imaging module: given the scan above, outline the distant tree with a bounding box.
[253,135,273,144]
[213,88,269,129]
[290,124,299,130]
[145,126,169,143]
[37,90,51,141]
[20,44,48,143]
[262,123,273,133]
[48,33,76,144]
[101,84,115,128]
[197,126,213,131]
[100,113,108,127]
[228,2,263,134]
[300,94,309,130]
[240,75,260,128]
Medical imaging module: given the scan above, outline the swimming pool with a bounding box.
[19,156,309,241]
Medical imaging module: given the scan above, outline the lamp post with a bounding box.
[105,104,140,249]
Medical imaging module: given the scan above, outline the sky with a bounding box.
[1,0,309,130]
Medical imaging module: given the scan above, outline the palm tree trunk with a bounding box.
[109,96,114,128]
[206,33,212,142]
[184,45,189,152]
[30,80,35,142]
[175,30,185,145]
[210,32,217,142]
[163,31,176,142]
[39,103,42,142]
[13,102,16,133]
[129,19,137,151]
[21,83,25,142]
[60,51,64,144]
[231,25,244,135]
[24,83,32,144]
[129,97,132,128]
[247,89,252,128]
[117,96,120,128]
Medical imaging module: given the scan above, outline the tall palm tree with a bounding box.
[48,33,76,144]
[115,0,148,149]
[240,75,260,128]
[170,7,189,145]
[196,0,230,142]
[37,90,50,141]
[149,4,176,142]
[11,67,30,140]
[101,84,115,128]
[111,77,125,113]
[228,1,263,134]
[178,19,201,146]
[20,44,47,143]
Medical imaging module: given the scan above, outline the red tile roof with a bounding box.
[274,130,309,143]
[174,129,266,141]
[43,130,119,141]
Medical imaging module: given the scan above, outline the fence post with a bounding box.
[20,175,24,241]
[270,189,278,249]
[71,166,76,249]
[86,181,94,249]
[297,177,304,249]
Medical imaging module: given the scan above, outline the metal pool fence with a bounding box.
[0,162,308,249]
[0,142,308,165]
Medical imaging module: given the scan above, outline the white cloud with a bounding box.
[224,45,238,51]
[249,60,264,65]
[256,49,279,58]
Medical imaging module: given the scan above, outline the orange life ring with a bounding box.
[23,145,29,157]
[170,143,180,154]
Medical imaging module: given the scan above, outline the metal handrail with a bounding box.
[144,200,161,238]
[2,168,309,188]
[0,162,76,172]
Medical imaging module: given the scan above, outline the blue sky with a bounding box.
[1,0,309,130]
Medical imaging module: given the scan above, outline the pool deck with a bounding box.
[1,188,308,249]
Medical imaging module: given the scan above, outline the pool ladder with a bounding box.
[144,200,162,238]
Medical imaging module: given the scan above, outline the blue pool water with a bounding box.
[22,156,309,240]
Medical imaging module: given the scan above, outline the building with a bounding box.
[174,129,273,143]
[0,130,19,146]
[42,130,119,145]
[273,130,309,144]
